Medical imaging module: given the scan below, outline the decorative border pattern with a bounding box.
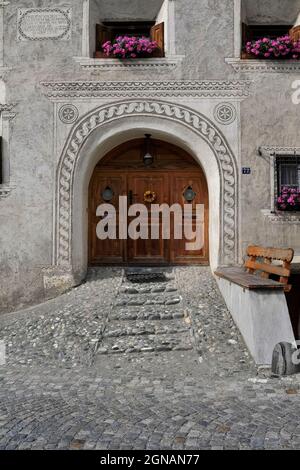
[73,56,183,71]
[226,58,300,73]
[41,80,251,100]
[214,103,237,125]
[17,8,71,41]
[262,210,300,225]
[0,103,16,199]
[259,146,300,157]
[55,100,239,267]
[0,103,14,112]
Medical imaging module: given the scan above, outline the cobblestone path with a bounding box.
[0,267,300,450]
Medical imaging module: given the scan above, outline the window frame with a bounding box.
[80,0,178,62]
[275,155,300,212]
[94,20,165,59]
[228,0,300,72]
[241,23,293,59]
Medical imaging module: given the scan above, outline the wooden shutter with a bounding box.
[95,24,113,58]
[242,23,251,44]
[151,22,165,57]
[290,25,300,42]
[241,22,251,59]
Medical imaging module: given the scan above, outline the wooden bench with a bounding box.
[215,246,294,293]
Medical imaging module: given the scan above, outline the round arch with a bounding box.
[55,100,239,278]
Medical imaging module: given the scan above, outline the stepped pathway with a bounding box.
[2,267,300,450]
[97,268,194,355]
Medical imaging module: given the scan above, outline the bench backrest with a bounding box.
[244,245,294,291]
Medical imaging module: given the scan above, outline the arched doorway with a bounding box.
[88,138,209,265]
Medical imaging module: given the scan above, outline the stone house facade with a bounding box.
[0,0,300,312]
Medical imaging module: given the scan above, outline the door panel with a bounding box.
[89,173,126,264]
[170,174,209,264]
[127,173,168,264]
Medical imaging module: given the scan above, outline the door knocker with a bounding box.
[144,190,156,203]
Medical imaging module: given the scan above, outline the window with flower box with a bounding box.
[85,0,175,60]
[276,156,300,212]
[231,0,300,62]
[95,21,164,58]
[77,0,181,70]
[241,24,294,59]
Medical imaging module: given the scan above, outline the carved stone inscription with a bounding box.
[17,8,72,41]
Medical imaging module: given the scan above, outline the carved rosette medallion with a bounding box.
[58,104,79,124]
[214,103,236,125]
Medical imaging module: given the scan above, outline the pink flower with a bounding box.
[102,35,158,59]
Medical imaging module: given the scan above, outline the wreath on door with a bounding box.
[144,190,156,203]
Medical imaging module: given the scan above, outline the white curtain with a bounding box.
[280,164,300,188]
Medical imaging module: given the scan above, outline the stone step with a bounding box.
[110,306,186,321]
[118,284,178,295]
[114,294,182,307]
[104,319,190,338]
[124,269,174,285]
[98,331,194,355]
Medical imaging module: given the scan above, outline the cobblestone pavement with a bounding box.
[1,267,300,450]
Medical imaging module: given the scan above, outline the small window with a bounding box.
[239,0,299,59]
[242,24,292,46]
[95,21,165,58]
[241,24,293,58]
[276,156,300,212]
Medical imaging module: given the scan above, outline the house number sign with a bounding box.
[17,8,72,41]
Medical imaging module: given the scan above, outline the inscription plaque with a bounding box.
[17,8,72,41]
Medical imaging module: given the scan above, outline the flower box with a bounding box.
[277,187,300,212]
[101,36,159,60]
[245,35,300,60]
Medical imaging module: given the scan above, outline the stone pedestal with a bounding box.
[43,266,82,298]
[216,276,296,365]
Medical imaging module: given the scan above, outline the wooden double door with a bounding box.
[88,139,209,266]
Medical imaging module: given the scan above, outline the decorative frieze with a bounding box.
[73,56,183,72]
[0,103,14,112]
[226,58,300,73]
[261,210,300,225]
[41,80,251,100]
[0,102,16,199]
[258,146,300,157]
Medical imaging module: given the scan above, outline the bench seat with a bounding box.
[215,267,286,290]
